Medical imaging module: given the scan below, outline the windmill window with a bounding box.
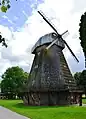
[38,52,40,55]
[34,65,38,69]
[68,86,69,89]
[64,65,66,68]
[52,33,57,38]
[32,80,35,86]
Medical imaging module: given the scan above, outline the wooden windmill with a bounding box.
[25,11,82,106]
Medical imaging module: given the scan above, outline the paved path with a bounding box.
[0,106,30,119]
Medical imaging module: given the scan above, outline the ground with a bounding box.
[0,100,86,119]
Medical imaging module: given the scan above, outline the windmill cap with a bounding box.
[31,32,65,54]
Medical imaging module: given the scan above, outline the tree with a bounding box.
[0,0,17,12]
[79,70,86,95]
[74,70,86,97]
[1,66,29,99]
[79,12,86,67]
[74,72,81,86]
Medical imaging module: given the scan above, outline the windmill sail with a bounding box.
[38,10,79,63]
[38,11,59,34]
[63,40,79,63]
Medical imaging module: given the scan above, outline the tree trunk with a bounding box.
[79,93,82,106]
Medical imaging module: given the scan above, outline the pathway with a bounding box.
[0,106,30,119]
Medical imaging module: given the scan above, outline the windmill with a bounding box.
[25,11,82,106]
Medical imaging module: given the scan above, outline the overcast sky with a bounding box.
[0,0,85,78]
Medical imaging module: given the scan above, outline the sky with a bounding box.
[0,0,86,78]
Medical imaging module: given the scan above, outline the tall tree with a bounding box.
[74,70,86,96]
[79,70,86,95]
[1,66,29,99]
[79,12,86,67]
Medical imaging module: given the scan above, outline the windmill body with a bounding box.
[30,33,66,91]
[24,33,82,106]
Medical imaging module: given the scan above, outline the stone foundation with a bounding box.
[23,91,81,106]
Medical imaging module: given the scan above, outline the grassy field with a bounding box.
[82,99,86,104]
[0,100,86,119]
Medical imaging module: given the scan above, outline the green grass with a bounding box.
[0,100,86,119]
[82,99,86,104]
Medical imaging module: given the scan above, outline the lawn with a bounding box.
[0,100,86,119]
[82,99,86,104]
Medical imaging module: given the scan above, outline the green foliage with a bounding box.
[0,0,10,12]
[80,70,86,91]
[79,12,86,66]
[74,70,86,94]
[74,72,81,86]
[0,100,86,119]
[79,12,86,52]
[1,66,29,98]
[1,5,7,12]
[0,0,17,12]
